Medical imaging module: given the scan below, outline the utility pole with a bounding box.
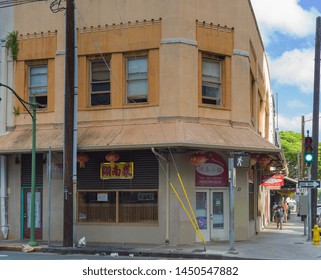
[311,16,321,228]
[63,0,75,247]
[301,116,305,179]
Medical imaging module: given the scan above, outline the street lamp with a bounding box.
[0,82,40,246]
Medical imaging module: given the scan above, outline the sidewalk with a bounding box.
[1,213,321,259]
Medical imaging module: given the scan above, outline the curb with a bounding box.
[1,244,256,260]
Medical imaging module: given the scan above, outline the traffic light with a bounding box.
[304,136,314,164]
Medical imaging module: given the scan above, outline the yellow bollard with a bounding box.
[312,224,321,246]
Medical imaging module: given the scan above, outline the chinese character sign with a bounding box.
[100,162,134,179]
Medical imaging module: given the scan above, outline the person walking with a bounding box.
[283,201,288,223]
[276,202,284,230]
[272,202,277,222]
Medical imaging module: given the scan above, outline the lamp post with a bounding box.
[0,83,39,246]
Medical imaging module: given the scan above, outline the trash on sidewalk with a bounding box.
[76,236,87,248]
[21,244,35,253]
[110,252,118,257]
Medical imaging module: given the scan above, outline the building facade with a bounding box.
[0,0,286,245]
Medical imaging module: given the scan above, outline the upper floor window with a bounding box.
[202,58,222,106]
[90,59,111,106]
[28,64,48,109]
[126,56,148,104]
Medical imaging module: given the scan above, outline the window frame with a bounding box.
[125,55,149,104]
[89,57,111,107]
[201,56,222,106]
[27,61,48,110]
[199,53,230,110]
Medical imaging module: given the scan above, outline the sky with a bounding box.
[250,0,321,136]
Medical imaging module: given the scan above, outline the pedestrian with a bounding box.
[272,202,277,222]
[283,201,288,223]
[286,202,291,220]
[276,202,284,230]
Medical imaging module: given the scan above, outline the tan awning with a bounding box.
[0,122,282,155]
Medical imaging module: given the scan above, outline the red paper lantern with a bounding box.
[188,153,207,166]
[105,152,120,162]
[257,155,271,169]
[77,153,89,168]
[250,155,258,167]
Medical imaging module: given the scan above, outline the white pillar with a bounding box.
[0,155,9,239]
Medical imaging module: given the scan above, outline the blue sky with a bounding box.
[251,0,321,135]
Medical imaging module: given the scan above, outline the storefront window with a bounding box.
[77,190,158,224]
[119,191,158,223]
[77,191,116,223]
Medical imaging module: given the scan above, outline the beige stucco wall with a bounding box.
[12,0,267,132]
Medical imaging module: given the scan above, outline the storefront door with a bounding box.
[23,188,43,240]
[196,189,229,242]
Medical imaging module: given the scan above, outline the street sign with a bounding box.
[298,180,321,188]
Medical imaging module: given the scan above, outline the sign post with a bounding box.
[228,157,237,254]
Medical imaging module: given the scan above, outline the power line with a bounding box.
[0,0,46,8]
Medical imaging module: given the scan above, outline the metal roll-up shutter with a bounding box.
[77,150,159,190]
[21,153,44,187]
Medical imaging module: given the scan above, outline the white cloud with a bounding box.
[278,114,312,132]
[286,99,306,108]
[268,48,314,93]
[251,0,319,44]
[278,114,300,132]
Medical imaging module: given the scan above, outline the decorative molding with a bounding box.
[233,49,250,59]
[161,38,197,46]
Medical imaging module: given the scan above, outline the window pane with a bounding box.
[91,93,110,106]
[202,60,220,79]
[128,57,147,73]
[119,191,158,223]
[29,86,48,95]
[92,61,110,82]
[90,59,111,106]
[30,66,48,87]
[91,83,110,92]
[127,80,148,97]
[202,84,221,98]
[77,191,116,223]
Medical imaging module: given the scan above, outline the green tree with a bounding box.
[279,131,301,179]
[279,131,321,202]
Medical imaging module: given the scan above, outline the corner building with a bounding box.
[0,0,286,245]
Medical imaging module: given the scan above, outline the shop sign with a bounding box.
[100,162,134,179]
[261,174,284,189]
[195,152,228,187]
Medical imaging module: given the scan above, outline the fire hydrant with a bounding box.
[312,224,321,246]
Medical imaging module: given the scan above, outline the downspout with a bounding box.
[151,147,170,244]
[0,39,7,134]
[0,155,9,239]
[0,40,9,239]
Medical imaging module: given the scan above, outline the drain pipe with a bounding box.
[0,155,9,239]
[0,40,9,239]
[0,39,7,134]
[151,147,170,244]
